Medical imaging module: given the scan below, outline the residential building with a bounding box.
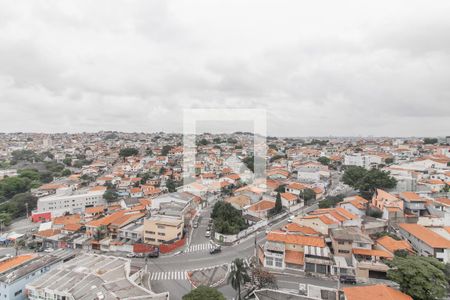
[262,231,331,274]
[331,227,373,258]
[26,253,167,300]
[399,192,427,217]
[144,214,184,246]
[32,186,106,222]
[399,223,450,263]
[343,284,412,300]
[338,196,368,217]
[0,251,75,300]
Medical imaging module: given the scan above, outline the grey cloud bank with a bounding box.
[0,0,449,136]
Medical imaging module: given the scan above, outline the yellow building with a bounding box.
[143,214,184,245]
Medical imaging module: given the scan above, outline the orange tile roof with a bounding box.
[110,212,145,227]
[35,229,61,238]
[225,195,251,208]
[302,214,337,225]
[375,189,398,201]
[85,206,106,214]
[343,284,412,300]
[39,183,66,190]
[400,192,424,202]
[283,223,319,235]
[90,186,107,192]
[284,250,304,265]
[287,182,308,190]
[130,187,142,193]
[352,248,393,258]
[267,231,326,247]
[281,192,297,202]
[435,198,450,206]
[399,223,450,249]
[64,223,82,232]
[248,200,275,212]
[52,214,81,226]
[376,236,413,254]
[0,254,36,273]
[86,210,126,228]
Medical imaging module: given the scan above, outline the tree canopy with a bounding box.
[386,255,448,300]
[423,137,438,144]
[342,166,397,196]
[228,258,251,300]
[269,192,283,216]
[182,286,226,300]
[211,202,248,235]
[317,156,331,166]
[119,147,139,157]
[103,190,118,202]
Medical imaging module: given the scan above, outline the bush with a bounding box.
[212,202,248,235]
[318,195,344,208]
[119,147,139,157]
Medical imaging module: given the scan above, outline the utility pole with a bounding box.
[254,231,258,266]
[25,203,29,219]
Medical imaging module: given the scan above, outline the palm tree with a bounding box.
[228,258,251,300]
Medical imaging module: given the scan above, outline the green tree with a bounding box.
[63,157,72,166]
[423,138,438,144]
[161,145,173,156]
[62,169,71,176]
[211,202,248,235]
[301,188,316,205]
[386,255,448,300]
[119,147,139,157]
[318,195,344,208]
[342,166,397,197]
[0,213,12,227]
[197,138,209,146]
[385,157,394,165]
[103,190,118,202]
[269,192,283,216]
[166,178,177,193]
[228,258,251,300]
[182,286,226,300]
[442,184,449,193]
[317,156,331,166]
[0,177,33,199]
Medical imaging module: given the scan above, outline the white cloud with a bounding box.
[0,0,449,136]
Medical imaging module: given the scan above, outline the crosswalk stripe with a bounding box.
[150,271,189,281]
[185,243,214,253]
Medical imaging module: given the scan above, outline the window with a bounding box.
[265,257,273,266]
[338,250,350,254]
[157,225,165,229]
[338,241,345,245]
[158,232,166,236]
[274,258,283,268]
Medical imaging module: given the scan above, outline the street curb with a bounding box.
[187,263,230,289]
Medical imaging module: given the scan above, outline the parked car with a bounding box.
[209,246,221,254]
[147,251,159,258]
[205,231,211,237]
[126,253,136,258]
[44,248,54,253]
[339,275,357,284]
[193,222,199,228]
[135,253,145,258]
[288,216,294,223]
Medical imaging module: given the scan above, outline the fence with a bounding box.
[159,237,186,254]
[214,219,268,244]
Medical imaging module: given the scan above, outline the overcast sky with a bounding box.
[0,1,449,137]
